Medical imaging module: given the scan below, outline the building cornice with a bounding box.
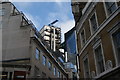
[76,2,96,34]
[95,66,120,79]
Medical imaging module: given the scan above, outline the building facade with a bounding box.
[72,0,120,79]
[1,2,68,79]
[39,25,61,51]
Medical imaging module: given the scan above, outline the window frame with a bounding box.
[103,1,118,18]
[57,70,60,78]
[0,21,2,28]
[109,22,120,66]
[80,28,86,47]
[35,48,40,60]
[0,9,5,16]
[89,11,99,35]
[93,40,106,76]
[82,54,90,78]
[42,55,46,66]
[48,61,52,71]
[53,67,56,76]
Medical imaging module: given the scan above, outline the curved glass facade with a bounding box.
[65,27,77,65]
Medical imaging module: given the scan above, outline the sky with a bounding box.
[13,2,75,42]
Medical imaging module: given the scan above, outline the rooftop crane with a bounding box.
[48,20,58,26]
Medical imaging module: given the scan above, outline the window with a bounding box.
[9,72,13,80]
[34,66,40,78]
[94,45,105,74]
[0,9,5,16]
[48,61,52,70]
[61,75,63,79]
[42,55,46,66]
[112,29,120,65]
[0,21,2,28]
[42,72,46,78]
[35,48,40,60]
[90,13,98,34]
[80,29,86,46]
[0,10,2,16]
[2,72,8,79]
[105,2,117,15]
[58,71,60,78]
[83,55,90,78]
[53,67,56,76]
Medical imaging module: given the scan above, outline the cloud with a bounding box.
[24,12,41,30]
[47,12,69,23]
[57,20,75,42]
[12,1,75,42]
[13,2,32,11]
[9,0,71,2]
[12,2,41,29]
[59,20,75,33]
[47,2,75,42]
[47,2,72,23]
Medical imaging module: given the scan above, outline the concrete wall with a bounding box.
[2,3,31,61]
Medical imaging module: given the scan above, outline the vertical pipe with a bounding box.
[53,28,56,51]
[0,3,2,79]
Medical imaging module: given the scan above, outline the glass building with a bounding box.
[65,27,77,65]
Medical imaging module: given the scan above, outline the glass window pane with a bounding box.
[53,67,56,75]
[105,2,117,15]
[48,61,52,70]
[81,29,86,46]
[113,29,120,65]
[58,71,60,78]
[90,13,98,33]
[83,57,90,78]
[95,45,105,74]
[42,56,46,66]
[35,48,40,60]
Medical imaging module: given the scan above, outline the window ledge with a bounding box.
[94,66,120,79]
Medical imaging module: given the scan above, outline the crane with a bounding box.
[48,20,58,26]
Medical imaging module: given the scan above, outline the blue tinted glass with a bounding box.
[42,56,46,65]
[66,32,76,54]
[36,48,40,60]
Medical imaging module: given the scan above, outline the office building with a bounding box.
[64,27,77,65]
[1,2,68,79]
[72,0,120,79]
[64,27,78,79]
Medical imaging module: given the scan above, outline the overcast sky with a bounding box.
[13,2,75,42]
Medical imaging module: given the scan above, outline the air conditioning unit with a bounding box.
[91,71,96,78]
[106,60,113,70]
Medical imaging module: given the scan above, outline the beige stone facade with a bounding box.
[72,1,120,79]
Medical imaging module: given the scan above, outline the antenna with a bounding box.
[48,20,58,26]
